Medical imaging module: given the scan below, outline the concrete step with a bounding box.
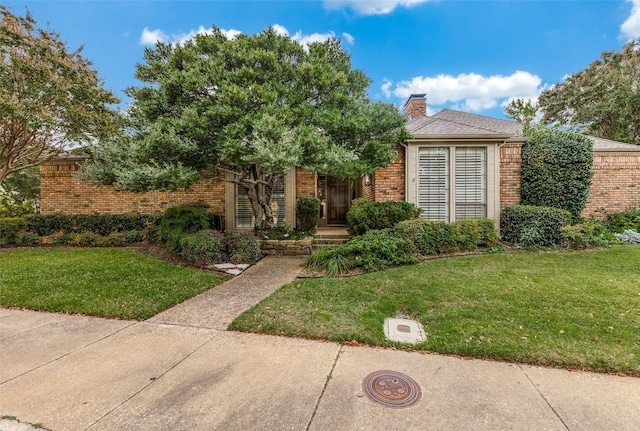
[312,238,350,246]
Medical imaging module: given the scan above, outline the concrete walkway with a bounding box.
[1,257,639,431]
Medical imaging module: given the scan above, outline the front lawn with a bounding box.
[0,247,227,319]
[231,245,640,376]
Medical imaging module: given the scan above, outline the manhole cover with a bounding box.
[362,370,422,408]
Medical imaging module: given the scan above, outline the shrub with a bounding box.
[346,201,420,236]
[395,218,498,256]
[26,214,162,236]
[225,232,261,264]
[296,197,320,232]
[159,205,211,252]
[0,198,36,218]
[561,219,615,249]
[614,229,640,244]
[0,217,28,246]
[520,128,593,220]
[605,208,640,233]
[179,230,226,265]
[501,205,572,247]
[307,229,418,275]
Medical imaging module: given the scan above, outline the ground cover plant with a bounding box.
[0,248,227,319]
[231,245,640,376]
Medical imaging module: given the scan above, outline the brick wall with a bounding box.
[584,152,640,217]
[295,168,316,198]
[373,144,405,202]
[500,143,523,210]
[40,158,225,215]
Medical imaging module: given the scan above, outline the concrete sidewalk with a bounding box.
[1,255,639,430]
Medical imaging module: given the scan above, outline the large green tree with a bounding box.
[83,27,409,229]
[0,6,120,183]
[538,38,640,145]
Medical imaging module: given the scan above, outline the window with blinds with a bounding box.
[418,147,450,221]
[455,147,486,220]
[235,176,286,228]
[417,146,487,222]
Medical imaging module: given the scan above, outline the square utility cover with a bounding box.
[384,318,427,344]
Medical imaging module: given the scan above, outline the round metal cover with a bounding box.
[362,370,422,408]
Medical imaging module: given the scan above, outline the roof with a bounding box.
[589,136,640,152]
[407,109,523,137]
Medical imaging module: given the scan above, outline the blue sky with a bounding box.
[8,0,640,119]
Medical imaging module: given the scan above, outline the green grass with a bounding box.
[0,248,227,320]
[231,245,640,376]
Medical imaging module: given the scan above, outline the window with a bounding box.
[418,147,486,222]
[235,176,287,228]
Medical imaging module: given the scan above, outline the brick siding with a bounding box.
[372,144,405,202]
[295,168,316,198]
[584,152,640,217]
[40,159,225,215]
[499,143,523,210]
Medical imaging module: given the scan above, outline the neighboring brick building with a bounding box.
[40,94,640,229]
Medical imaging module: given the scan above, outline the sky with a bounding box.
[7,0,640,120]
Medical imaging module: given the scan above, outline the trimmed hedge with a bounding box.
[346,201,420,236]
[520,129,593,220]
[501,205,572,247]
[179,230,226,265]
[159,205,215,252]
[0,217,29,246]
[26,214,162,236]
[296,197,320,232]
[395,218,498,256]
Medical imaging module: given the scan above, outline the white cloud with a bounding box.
[385,71,543,112]
[139,26,241,45]
[140,27,168,45]
[621,0,640,39]
[342,32,355,44]
[324,0,430,15]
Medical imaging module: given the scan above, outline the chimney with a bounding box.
[403,94,427,119]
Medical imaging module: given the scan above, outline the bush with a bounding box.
[520,129,593,220]
[346,201,421,236]
[26,214,162,237]
[296,197,320,232]
[159,205,212,252]
[605,208,640,233]
[0,217,28,246]
[501,205,572,247]
[307,229,418,276]
[561,219,615,249]
[0,198,36,218]
[225,232,261,264]
[179,230,226,265]
[614,229,640,244]
[395,218,498,256]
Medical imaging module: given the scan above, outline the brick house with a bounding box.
[40,94,640,229]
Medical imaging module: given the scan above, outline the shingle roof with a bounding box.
[589,136,640,151]
[407,109,523,136]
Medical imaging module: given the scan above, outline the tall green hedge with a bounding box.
[520,129,593,220]
[296,197,320,231]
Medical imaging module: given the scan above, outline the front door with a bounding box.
[327,176,349,224]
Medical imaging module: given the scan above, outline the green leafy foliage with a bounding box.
[501,205,572,247]
[561,219,616,249]
[0,6,120,182]
[538,38,640,145]
[395,218,498,256]
[225,232,261,264]
[307,229,419,276]
[82,27,409,229]
[178,230,226,265]
[605,208,640,233]
[296,197,320,232]
[26,214,161,237]
[520,128,593,220]
[158,205,212,252]
[0,217,28,245]
[346,201,421,236]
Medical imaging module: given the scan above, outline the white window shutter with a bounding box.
[418,147,449,221]
[455,147,486,220]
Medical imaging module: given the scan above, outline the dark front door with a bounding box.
[327,176,349,224]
